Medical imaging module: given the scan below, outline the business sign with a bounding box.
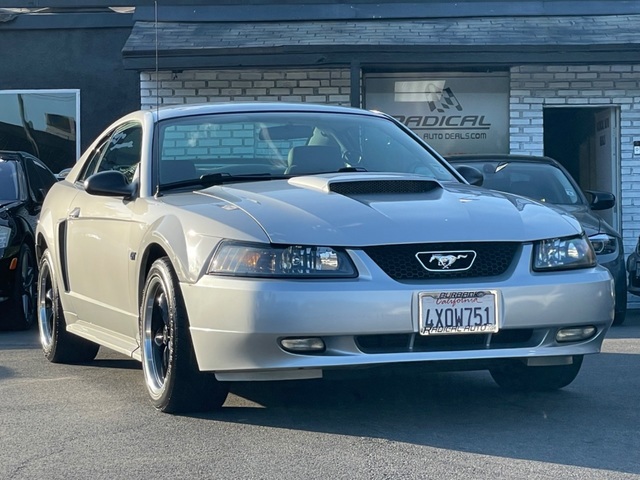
[364,73,509,155]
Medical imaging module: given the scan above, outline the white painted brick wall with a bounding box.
[510,65,640,270]
[140,65,640,305]
[140,69,351,109]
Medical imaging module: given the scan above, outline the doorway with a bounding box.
[543,106,620,231]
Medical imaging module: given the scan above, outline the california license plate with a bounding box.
[418,290,499,335]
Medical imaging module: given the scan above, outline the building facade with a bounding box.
[3,1,640,307]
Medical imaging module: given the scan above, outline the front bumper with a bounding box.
[183,246,614,380]
[0,250,19,302]
[596,248,626,313]
[626,249,640,296]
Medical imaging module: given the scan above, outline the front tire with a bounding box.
[140,257,228,413]
[612,287,627,326]
[489,356,583,392]
[37,249,99,363]
[7,243,37,330]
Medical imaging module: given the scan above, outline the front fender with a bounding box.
[138,213,224,285]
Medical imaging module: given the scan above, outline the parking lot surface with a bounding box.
[1,313,639,479]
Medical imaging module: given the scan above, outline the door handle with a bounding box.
[68,207,80,219]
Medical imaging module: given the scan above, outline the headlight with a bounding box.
[589,233,617,255]
[0,225,11,249]
[208,242,357,278]
[533,234,596,271]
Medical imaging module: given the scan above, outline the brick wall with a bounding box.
[140,69,351,108]
[141,65,640,306]
[510,65,640,261]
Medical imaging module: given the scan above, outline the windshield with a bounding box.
[0,160,19,203]
[459,160,583,206]
[156,112,456,188]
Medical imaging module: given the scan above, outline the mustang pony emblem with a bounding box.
[415,250,477,272]
[430,254,468,269]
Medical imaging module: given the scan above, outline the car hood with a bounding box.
[163,173,582,246]
[546,204,618,238]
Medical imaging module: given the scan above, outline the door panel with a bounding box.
[63,122,143,339]
[65,194,140,338]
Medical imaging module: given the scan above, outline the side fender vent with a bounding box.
[329,180,440,195]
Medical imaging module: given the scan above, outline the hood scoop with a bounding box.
[288,173,442,195]
[329,179,440,195]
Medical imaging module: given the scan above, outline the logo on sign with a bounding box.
[428,87,463,113]
[416,251,476,272]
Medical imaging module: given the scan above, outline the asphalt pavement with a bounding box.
[1,312,639,479]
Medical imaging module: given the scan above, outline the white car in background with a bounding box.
[35,103,614,413]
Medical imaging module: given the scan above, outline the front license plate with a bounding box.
[419,290,499,335]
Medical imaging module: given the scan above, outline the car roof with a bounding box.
[152,102,385,122]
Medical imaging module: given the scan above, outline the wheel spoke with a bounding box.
[154,331,165,347]
[146,285,172,390]
[162,344,170,375]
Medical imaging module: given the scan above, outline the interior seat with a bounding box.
[285,145,344,175]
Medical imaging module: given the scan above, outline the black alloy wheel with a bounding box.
[140,257,228,413]
[7,243,37,330]
[37,249,99,363]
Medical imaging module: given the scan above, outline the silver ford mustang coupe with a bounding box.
[35,103,614,413]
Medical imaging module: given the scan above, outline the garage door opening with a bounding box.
[543,106,620,231]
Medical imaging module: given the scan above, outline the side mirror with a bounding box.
[454,165,484,186]
[85,170,136,199]
[584,189,615,211]
[56,167,72,181]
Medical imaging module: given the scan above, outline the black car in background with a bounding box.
[0,151,58,330]
[625,242,640,299]
[447,154,626,325]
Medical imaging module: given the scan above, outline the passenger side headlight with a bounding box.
[0,225,11,249]
[208,242,357,278]
[533,234,596,271]
[589,234,617,255]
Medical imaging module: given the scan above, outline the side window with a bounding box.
[31,158,57,192]
[82,124,142,184]
[23,157,53,201]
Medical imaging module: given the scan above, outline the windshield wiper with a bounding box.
[158,172,287,193]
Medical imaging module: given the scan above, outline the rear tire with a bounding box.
[6,243,37,330]
[489,356,583,392]
[140,257,228,413]
[37,249,99,363]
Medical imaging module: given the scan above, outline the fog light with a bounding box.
[280,337,325,353]
[556,326,597,343]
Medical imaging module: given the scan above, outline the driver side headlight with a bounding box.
[208,242,357,278]
[533,234,596,271]
[589,233,617,255]
[0,225,12,249]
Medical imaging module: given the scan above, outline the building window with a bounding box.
[0,90,80,174]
